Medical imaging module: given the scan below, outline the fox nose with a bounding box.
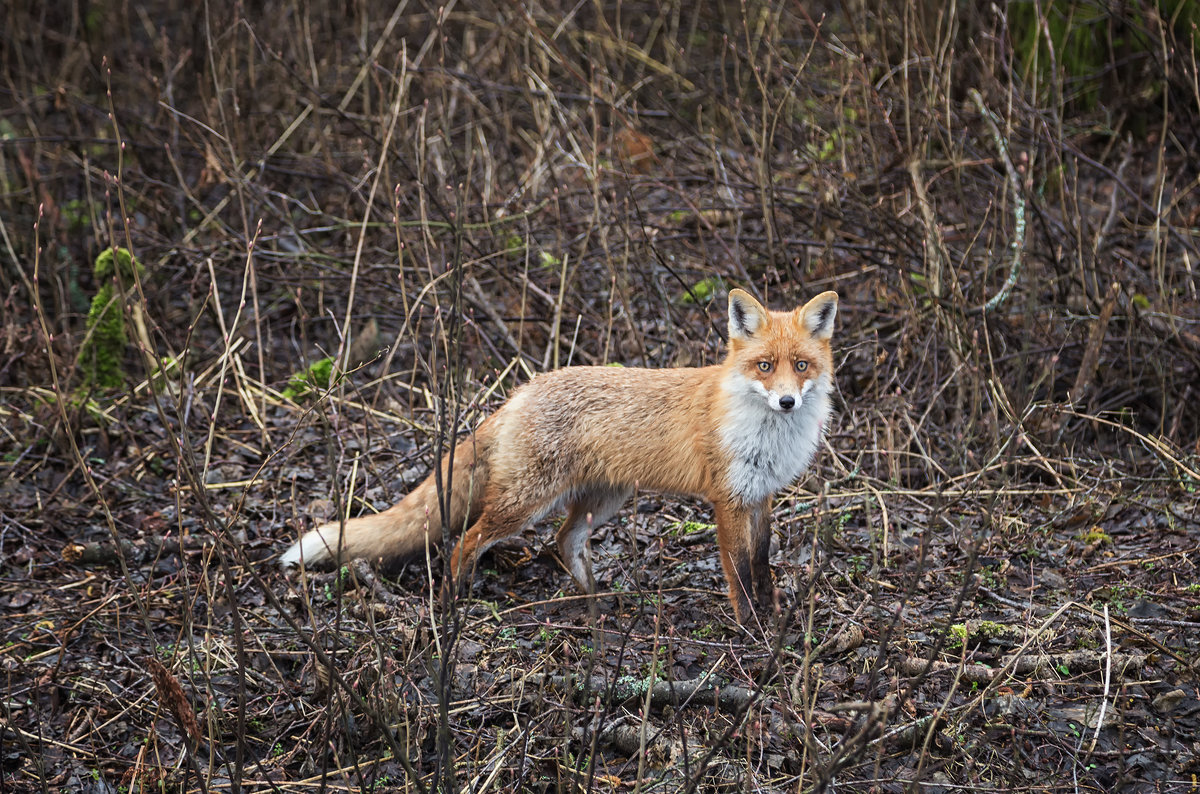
[778,395,795,411]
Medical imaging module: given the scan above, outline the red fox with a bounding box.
[282,289,838,623]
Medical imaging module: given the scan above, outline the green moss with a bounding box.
[80,284,127,390]
[503,233,525,259]
[93,246,142,283]
[669,520,715,536]
[972,621,1008,640]
[948,623,969,649]
[78,247,143,392]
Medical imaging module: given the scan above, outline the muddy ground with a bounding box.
[2,2,1199,792]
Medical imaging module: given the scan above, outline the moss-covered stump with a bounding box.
[78,247,143,391]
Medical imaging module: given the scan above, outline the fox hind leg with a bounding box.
[449,494,541,585]
[556,486,631,592]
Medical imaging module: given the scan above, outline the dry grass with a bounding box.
[2,1,1199,791]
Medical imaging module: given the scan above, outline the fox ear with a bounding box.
[728,289,769,340]
[798,291,838,339]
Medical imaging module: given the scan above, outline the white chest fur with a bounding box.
[718,373,831,504]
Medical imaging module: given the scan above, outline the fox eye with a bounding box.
[757,361,773,373]
[794,360,808,372]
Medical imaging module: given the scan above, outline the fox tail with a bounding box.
[280,429,490,568]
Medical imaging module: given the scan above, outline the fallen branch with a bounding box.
[531,672,757,713]
[896,649,1147,683]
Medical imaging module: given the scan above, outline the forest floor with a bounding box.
[2,2,1199,792]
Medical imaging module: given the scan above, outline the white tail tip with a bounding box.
[280,524,338,567]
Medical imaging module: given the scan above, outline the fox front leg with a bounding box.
[713,502,757,624]
[749,501,776,610]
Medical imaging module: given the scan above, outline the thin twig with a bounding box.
[969,89,1027,313]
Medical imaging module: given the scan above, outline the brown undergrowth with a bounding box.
[1,1,1198,791]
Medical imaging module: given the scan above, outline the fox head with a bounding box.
[725,288,838,414]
